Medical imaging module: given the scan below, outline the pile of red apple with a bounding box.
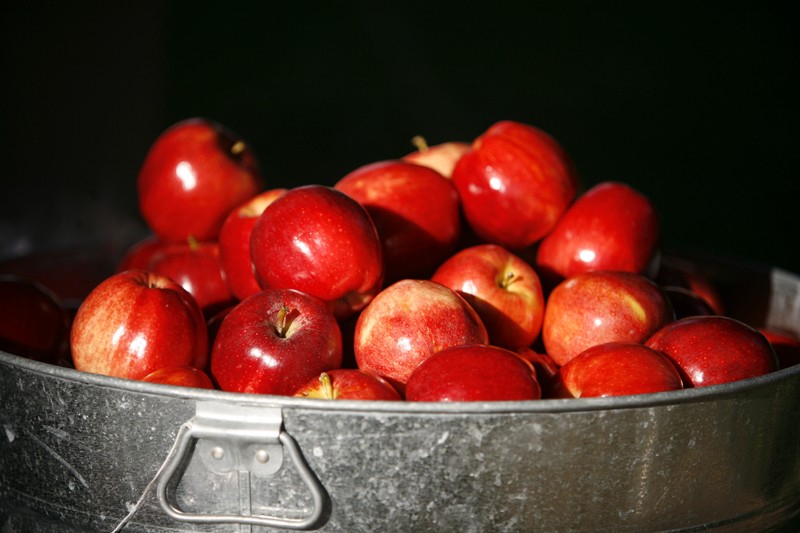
[4,118,799,401]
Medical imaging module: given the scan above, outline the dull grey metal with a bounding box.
[155,402,327,529]
[1,260,799,532]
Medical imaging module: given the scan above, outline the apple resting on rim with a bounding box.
[553,342,684,398]
[141,365,215,389]
[645,315,778,387]
[293,369,402,401]
[405,344,541,402]
[70,270,209,381]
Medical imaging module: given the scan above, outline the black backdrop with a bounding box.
[2,2,799,274]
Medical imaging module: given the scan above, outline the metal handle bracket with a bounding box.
[156,401,327,530]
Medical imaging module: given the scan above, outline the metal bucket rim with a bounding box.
[3,348,797,415]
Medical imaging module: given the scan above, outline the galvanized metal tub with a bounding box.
[1,253,799,532]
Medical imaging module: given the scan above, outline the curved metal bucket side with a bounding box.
[2,360,799,532]
[0,260,798,532]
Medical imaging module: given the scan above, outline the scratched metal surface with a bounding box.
[1,355,799,533]
[0,257,799,532]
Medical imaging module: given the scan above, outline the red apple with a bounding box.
[543,270,673,366]
[137,118,263,242]
[250,185,384,319]
[0,275,71,365]
[354,279,488,391]
[141,365,215,389]
[334,161,461,284]
[534,181,660,283]
[335,160,461,282]
[405,344,541,402]
[218,188,287,301]
[401,136,470,178]
[451,120,579,249]
[211,288,343,395]
[645,316,778,387]
[293,369,401,401]
[148,239,234,318]
[759,328,800,369]
[553,342,684,398]
[431,244,545,349]
[70,270,208,380]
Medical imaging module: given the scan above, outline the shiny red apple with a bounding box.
[137,118,263,242]
[147,239,234,318]
[335,160,461,282]
[0,275,71,365]
[354,279,489,391]
[451,120,579,249]
[211,288,343,396]
[535,181,660,283]
[401,136,470,178]
[250,185,384,319]
[405,344,541,402]
[70,270,209,380]
[431,244,545,349]
[553,342,684,398]
[543,270,673,366]
[141,365,215,389]
[293,369,402,401]
[645,316,778,387]
[218,188,287,301]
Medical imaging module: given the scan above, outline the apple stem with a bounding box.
[499,271,518,289]
[274,305,301,338]
[187,235,200,250]
[276,305,290,337]
[319,372,334,399]
[411,135,429,152]
[275,305,297,339]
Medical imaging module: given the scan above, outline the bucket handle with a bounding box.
[153,401,328,530]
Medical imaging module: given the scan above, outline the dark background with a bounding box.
[2,2,799,274]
